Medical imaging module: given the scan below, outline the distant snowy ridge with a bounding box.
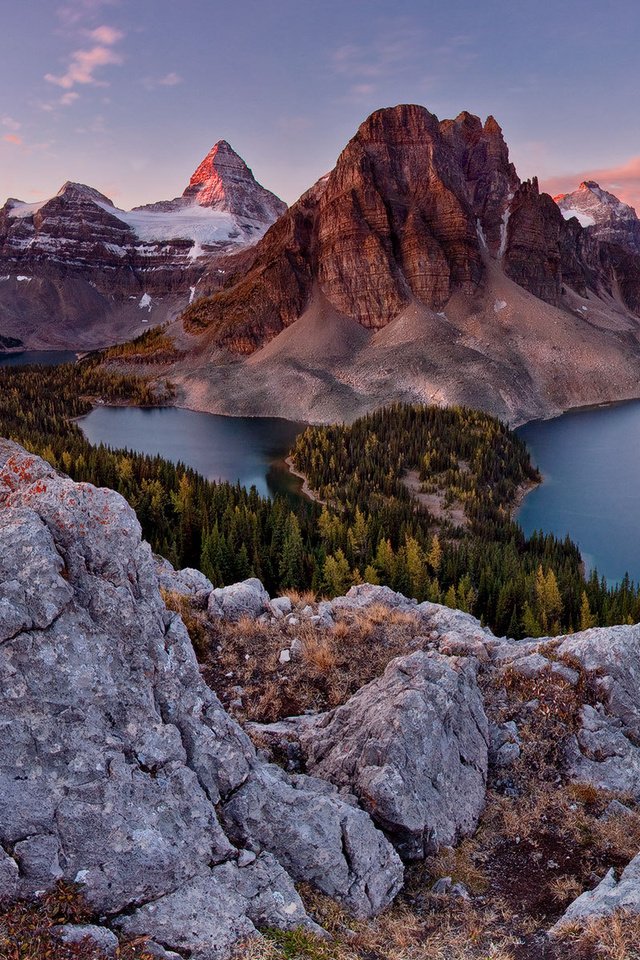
[555,180,638,226]
[2,140,287,257]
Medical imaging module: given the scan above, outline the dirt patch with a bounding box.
[402,468,468,528]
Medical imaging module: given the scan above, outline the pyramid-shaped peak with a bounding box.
[182,140,287,221]
[188,140,251,189]
[483,115,504,136]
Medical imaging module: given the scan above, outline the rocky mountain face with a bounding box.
[160,105,640,426]
[555,179,640,255]
[0,143,285,350]
[184,105,525,350]
[3,440,640,956]
[182,106,639,352]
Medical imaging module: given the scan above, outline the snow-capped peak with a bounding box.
[180,139,287,222]
[55,182,116,207]
[555,180,637,227]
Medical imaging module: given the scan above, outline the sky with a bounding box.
[1,0,640,211]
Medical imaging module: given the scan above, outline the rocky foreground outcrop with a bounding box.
[3,443,640,952]
[0,441,402,958]
[250,650,488,861]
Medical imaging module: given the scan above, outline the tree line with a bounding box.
[0,365,638,637]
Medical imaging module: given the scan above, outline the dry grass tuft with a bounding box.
[199,604,429,722]
[556,910,640,959]
[0,882,156,959]
[286,589,318,608]
[300,628,338,674]
[425,839,489,893]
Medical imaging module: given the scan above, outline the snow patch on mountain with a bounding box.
[559,208,596,228]
[97,201,259,248]
[555,181,637,226]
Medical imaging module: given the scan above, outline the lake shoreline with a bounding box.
[511,477,541,518]
[284,456,326,505]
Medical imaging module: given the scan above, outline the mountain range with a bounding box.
[4,104,640,424]
[0,140,285,350]
[163,105,640,425]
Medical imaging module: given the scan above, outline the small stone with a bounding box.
[495,742,521,767]
[451,882,471,899]
[507,653,550,679]
[301,605,314,618]
[600,799,634,821]
[271,597,293,617]
[279,649,291,664]
[56,924,119,955]
[237,849,257,868]
[431,876,452,894]
[551,662,580,685]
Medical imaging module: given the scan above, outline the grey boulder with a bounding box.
[155,557,213,599]
[208,577,271,621]
[222,763,403,917]
[297,650,489,860]
[551,852,640,934]
[116,855,321,960]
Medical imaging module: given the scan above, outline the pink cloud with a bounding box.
[56,1,119,28]
[3,134,23,146]
[45,24,124,90]
[143,71,183,90]
[87,24,122,44]
[541,156,640,213]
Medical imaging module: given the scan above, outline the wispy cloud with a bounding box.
[542,157,640,213]
[2,116,22,132]
[60,91,80,106]
[329,23,475,103]
[2,133,23,146]
[56,0,119,28]
[45,23,124,92]
[143,71,183,90]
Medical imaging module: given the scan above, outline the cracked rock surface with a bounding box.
[0,440,402,957]
[257,649,489,860]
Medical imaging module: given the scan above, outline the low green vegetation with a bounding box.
[290,403,640,636]
[0,366,638,638]
[100,324,183,362]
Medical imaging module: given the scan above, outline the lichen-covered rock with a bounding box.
[0,441,401,955]
[554,625,640,797]
[222,764,403,917]
[116,855,321,960]
[208,577,271,621]
[297,650,489,860]
[551,853,640,934]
